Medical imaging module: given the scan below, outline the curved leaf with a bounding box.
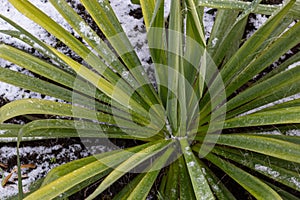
[224,107,300,128]
[0,124,22,142]
[0,99,160,138]
[212,146,300,191]
[18,119,159,141]
[86,139,172,199]
[0,14,72,73]
[79,0,161,109]
[25,142,156,200]
[199,134,300,164]
[127,147,174,199]
[206,153,282,200]
[226,66,300,117]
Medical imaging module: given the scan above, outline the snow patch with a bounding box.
[286,129,300,136]
[203,8,215,40]
[239,93,300,116]
[187,161,195,167]
[255,164,280,178]
[211,37,218,47]
[246,14,268,38]
[287,61,300,70]
[289,177,300,189]
[110,0,150,69]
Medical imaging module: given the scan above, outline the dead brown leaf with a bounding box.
[0,163,8,169]
[1,163,37,187]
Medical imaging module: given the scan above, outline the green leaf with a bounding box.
[207,9,239,59]
[199,134,300,164]
[212,146,300,191]
[25,143,155,200]
[112,173,144,200]
[197,159,236,200]
[226,20,300,96]
[0,14,72,73]
[147,0,168,105]
[198,106,300,133]
[209,0,257,67]
[7,0,160,118]
[267,182,300,200]
[50,0,164,118]
[0,124,22,142]
[17,119,158,141]
[47,46,164,130]
[0,67,67,99]
[80,0,162,110]
[221,0,295,86]
[127,147,174,199]
[226,66,300,117]
[180,139,215,200]
[86,140,172,199]
[166,0,183,135]
[140,0,156,29]
[0,45,77,91]
[0,45,114,111]
[197,0,300,19]
[178,156,196,200]
[185,0,206,46]
[0,99,160,138]
[164,160,179,199]
[200,0,296,116]
[258,50,300,82]
[224,107,300,128]
[206,153,282,200]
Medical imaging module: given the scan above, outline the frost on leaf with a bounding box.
[187,161,195,167]
[255,164,280,178]
[289,177,300,189]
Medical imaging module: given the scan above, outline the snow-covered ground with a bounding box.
[0,0,299,199]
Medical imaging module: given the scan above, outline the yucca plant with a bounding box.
[0,0,300,199]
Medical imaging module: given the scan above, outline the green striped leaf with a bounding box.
[24,143,153,200]
[206,153,282,200]
[127,147,174,199]
[180,139,215,200]
[86,140,172,199]
[199,134,300,164]
[197,0,300,19]
[212,146,300,191]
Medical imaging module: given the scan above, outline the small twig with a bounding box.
[0,163,8,169]
[1,164,36,187]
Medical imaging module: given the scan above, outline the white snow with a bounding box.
[211,37,218,47]
[0,0,69,101]
[164,0,171,20]
[203,7,215,40]
[257,130,282,135]
[287,61,300,70]
[289,177,300,189]
[286,129,300,136]
[185,146,193,156]
[246,14,268,38]
[187,161,196,167]
[110,0,150,68]
[255,164,280,178]
[0,142,110,199]
[0,0,151,196]
[239,93,300,116]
